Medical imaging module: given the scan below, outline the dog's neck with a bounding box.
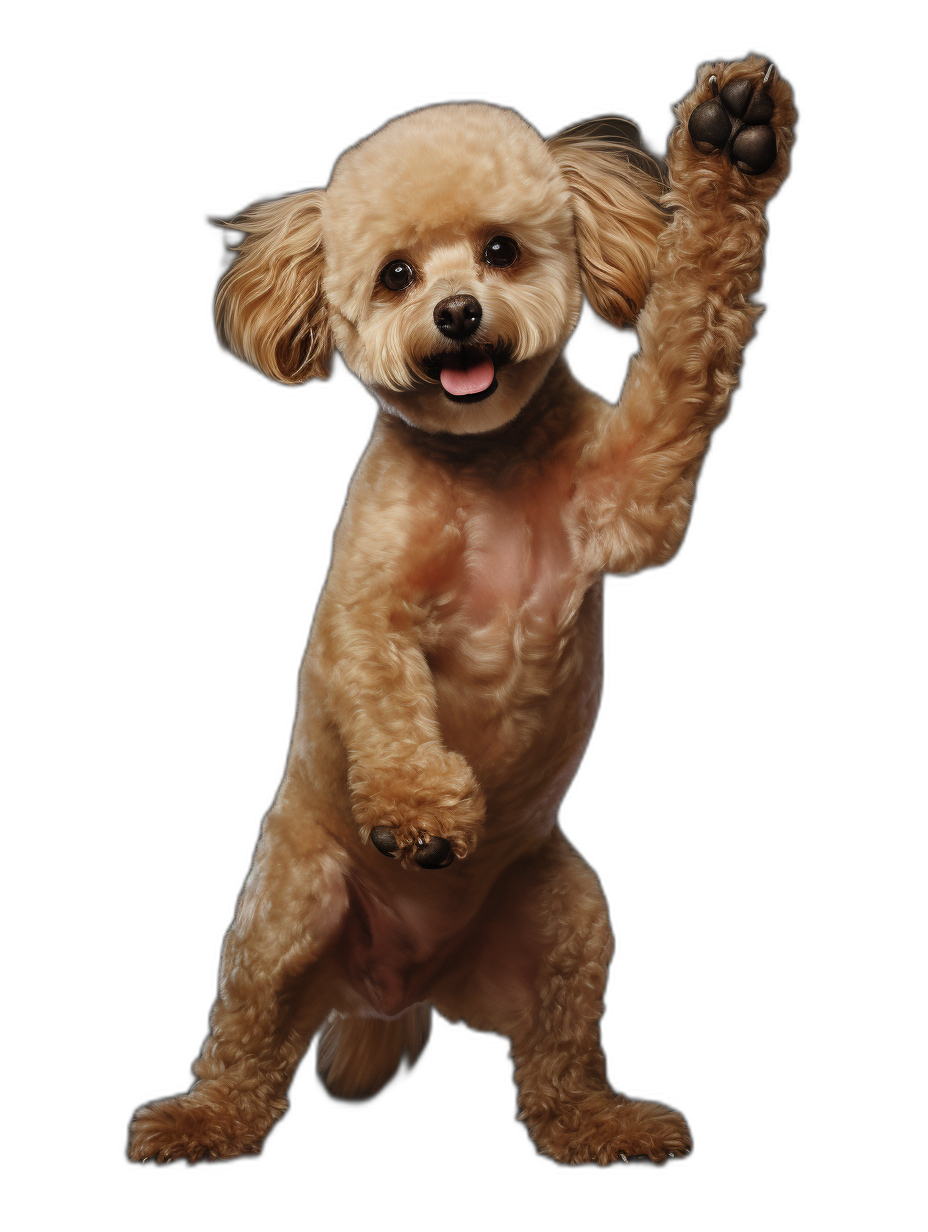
[377,357,584,474]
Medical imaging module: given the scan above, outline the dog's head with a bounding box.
[216,104,666,434]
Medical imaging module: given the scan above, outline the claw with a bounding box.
[620,1153,628,1163]
[708,74,718,96]
[763,62,776,87]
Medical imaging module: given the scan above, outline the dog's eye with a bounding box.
[380,260,415,292]
[484,236,520,268]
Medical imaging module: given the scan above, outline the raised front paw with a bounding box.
[689,63,778,173]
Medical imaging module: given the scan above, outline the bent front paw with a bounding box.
[361,787,484,867]
[369,825,456,868]
[352,748,484,868]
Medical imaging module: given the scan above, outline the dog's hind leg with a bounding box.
[435,829,690,1164]
[128,811,349,1163]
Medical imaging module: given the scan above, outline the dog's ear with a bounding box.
[215,188,333,384]
[547,117,668,327]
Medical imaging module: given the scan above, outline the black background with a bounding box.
[86,21,847,1222]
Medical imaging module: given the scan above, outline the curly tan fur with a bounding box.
[547,128,667,325]
[129,56,794,1166]
[216,189,333,382]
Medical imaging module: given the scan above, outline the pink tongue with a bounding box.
[440,358,495,396]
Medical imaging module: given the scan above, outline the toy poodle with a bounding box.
[129,54,795,1165]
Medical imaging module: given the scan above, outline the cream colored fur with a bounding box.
[129,56,795,1166]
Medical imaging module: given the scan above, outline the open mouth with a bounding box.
[423,344,511,404]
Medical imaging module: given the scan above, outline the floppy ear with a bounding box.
[215,188,333,384]
[547,117,668,327]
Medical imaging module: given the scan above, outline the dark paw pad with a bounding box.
[370,826,399,857]
[688,66,778,175]
[369,826,455,869]
[414,835,454,869]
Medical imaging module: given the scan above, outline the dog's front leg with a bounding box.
[573,56,795,577]
[316,582,484,869]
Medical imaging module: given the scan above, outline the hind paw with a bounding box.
[128,1086,282,1163]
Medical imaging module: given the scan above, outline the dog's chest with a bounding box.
[451,485,578,629]
[412,472,601,790]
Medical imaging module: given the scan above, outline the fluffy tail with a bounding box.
[316,1004,432,1100]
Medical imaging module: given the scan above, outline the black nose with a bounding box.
[433,294,482,340]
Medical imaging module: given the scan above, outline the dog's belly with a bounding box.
[334,877,485,1017]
